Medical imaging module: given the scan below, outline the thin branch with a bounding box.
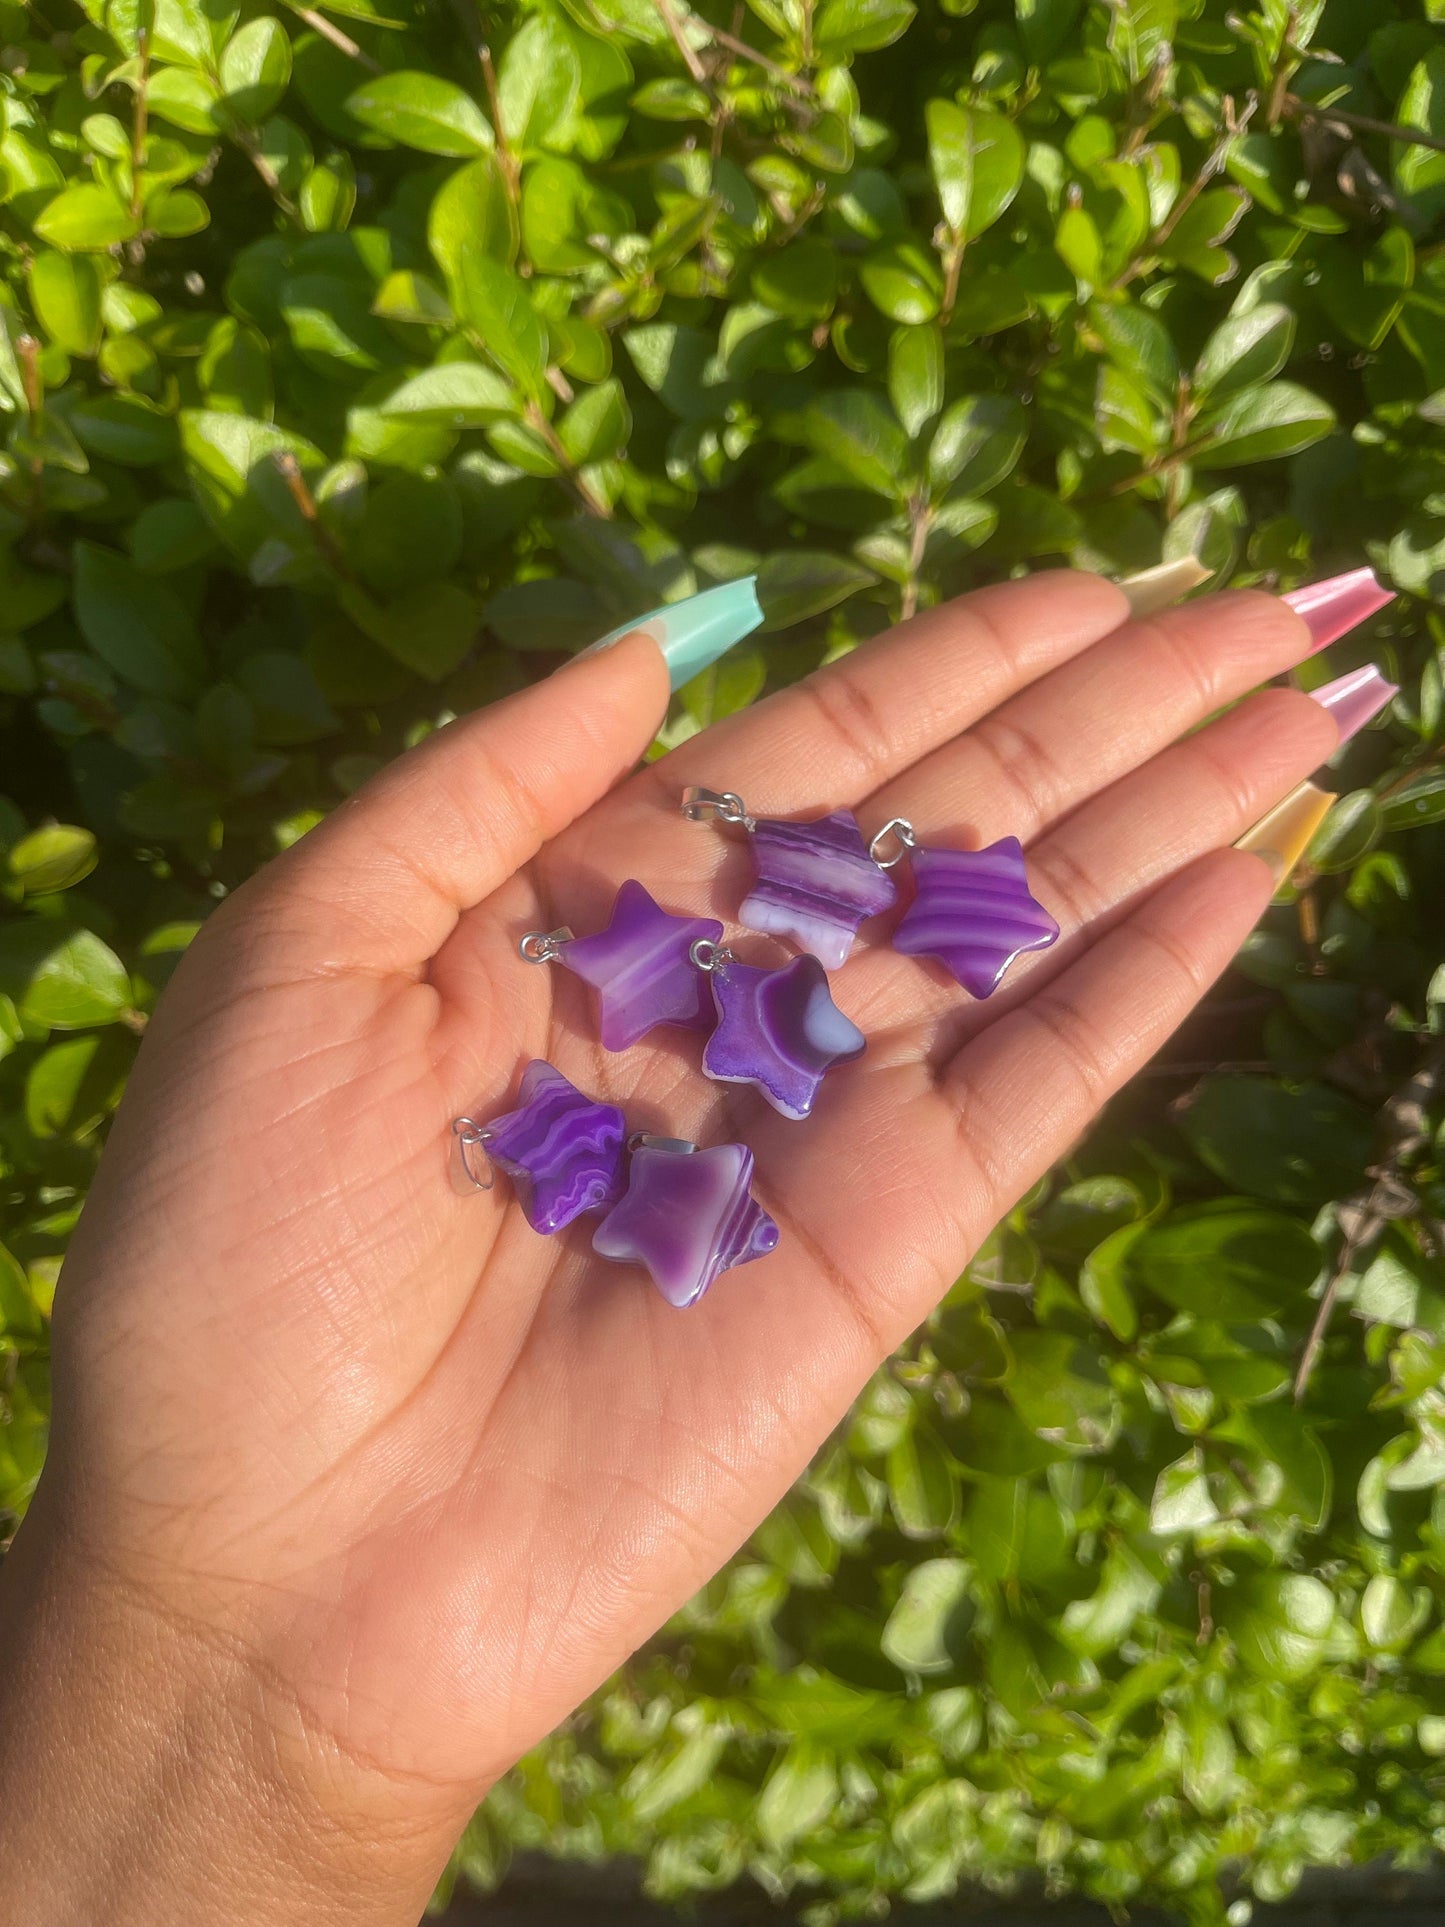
[1293,1044,1445,1402]
[653,0,709,84]
[1284,94,1445,158]
[707,23,815,95]
[129,24,149,220]
[524,403,612,519]
[274,452,356,578]
[285,2,381,73]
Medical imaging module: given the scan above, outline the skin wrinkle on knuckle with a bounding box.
[1018,990,1118,1112]
[791,665,898,789]
[965,710,1068,836]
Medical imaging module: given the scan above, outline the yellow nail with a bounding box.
[1117,555,1214,619]
[1234,782,1336,885]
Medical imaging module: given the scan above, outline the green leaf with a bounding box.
[1309,789,1382,872]
[450,257,547,395]
[7,824,97,895]
[755,551,877,629]
[1315,228,1415,353]
[926,100,1025,241]
[1130,1201,1320,1319]
[300,149,357,233]
[558,378,630,466]
[0,922,130,1029]
[72,542,204,699]
[1359,1573,1430,1653]
[33,182,139,251]
[179,409,325,564]
[800,391,910,498]
[1107,0,1175,84]
[219,16,292,125]
[1225,1574,1334,1682]
[429,155,518,308]
[882,1558,975,1675]
[1192,303,1296,404]
[1087,299,1179,407]
[1180,1076,1374,1205]
[1059,1543,1159,1655]
[814,0,917,55]
[1192,381,1337,468]
[344,581,478,681]
[1394,50,1445,222]
[68,394,178,466]
[859,239,944,323]
[345,72,493,157]
[28,250,102,357]
[753,238,841,323]
[888,325,944,438]
[379,363,516,425]
[926,393,1026,497]
[497,13,581,152]
[886,1426,958,1539]
[757,1741,839,1851]
[1078,1220,1143,1340]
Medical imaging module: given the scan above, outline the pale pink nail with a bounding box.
[1282,566,1394,655]
[1308,663,1399,745]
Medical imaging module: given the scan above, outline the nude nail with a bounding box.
[1117,555,1213,618]
[1234,783,1336,885]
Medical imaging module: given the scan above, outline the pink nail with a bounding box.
[1282,566,1394,655]
[1308,663,1399,746]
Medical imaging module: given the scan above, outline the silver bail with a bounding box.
[869,818,917,870]
[628,1132,698,1155]
[518,926,575,963]
[682,786,755,831]
[452,1116,495,1190]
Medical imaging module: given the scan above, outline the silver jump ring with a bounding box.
[452,1116,495,1190]
[690,938,734,972]
[681,786,756,832]
[519,926,574,964]
[869,818,917,869]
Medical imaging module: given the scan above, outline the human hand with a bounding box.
[0,571,1339,1924]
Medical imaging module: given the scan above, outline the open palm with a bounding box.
[33,571,1333,1903]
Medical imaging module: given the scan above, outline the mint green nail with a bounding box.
[578,577,764,690]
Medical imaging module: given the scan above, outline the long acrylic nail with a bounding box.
[1282,566,1394,655]
[576,577,765,690]
[1235,782,1336,885]
[1117,555,1213,618]
[1307,663,1399,746]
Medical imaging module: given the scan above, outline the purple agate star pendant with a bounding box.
[522,880,723,1052]
[682,788,896,969]
[891,835,1060,998]
[454,1060,626,1234]
[695,944,865,1120]
[593,1137,779,1308]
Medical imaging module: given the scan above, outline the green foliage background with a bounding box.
[2,0,1445,1919]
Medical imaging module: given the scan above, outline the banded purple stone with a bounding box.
[892,837,1059,999]
[702,953,866,1120]
[557,880,723,1052]
[483,1061,627,1235]
[592,1140,779,1308]
[740,810,898,969]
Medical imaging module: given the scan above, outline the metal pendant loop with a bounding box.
[626,1132,698,1155]
[452,1115,495,1190]
[869,818,917,870]
[519,926,575,964]
[690,938,735,973]
[682,786,756,832]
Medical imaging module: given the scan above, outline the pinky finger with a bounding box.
[940,848,1275,1208]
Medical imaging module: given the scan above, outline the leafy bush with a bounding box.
[2,0,1445,1920]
